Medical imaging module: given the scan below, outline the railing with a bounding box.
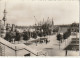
[0,40,47,56]
[0,43,5,56]
[16,48,47,56]
[0,43,2,56]
[0,42,16,56]
[16,48,38,56]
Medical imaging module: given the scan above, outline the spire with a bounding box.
[2,0,7,26]
[2,9,6,21]
[47,17,49,21]
[43,18,44,24]
[46,17,49,24]
[52,17,54,25]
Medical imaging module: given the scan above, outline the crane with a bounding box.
[34,16,38,26]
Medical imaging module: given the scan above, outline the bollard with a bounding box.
[65,50,67,56]
[15,46,17,56]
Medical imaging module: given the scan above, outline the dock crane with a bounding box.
[34,16,38,26]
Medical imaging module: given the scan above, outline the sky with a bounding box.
[0,0,79,26]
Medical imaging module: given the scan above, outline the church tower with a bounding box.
[52,18,54,26]
[52,17,54,29]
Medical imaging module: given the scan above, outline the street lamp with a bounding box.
[0,20,2,37]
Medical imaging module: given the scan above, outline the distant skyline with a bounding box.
[0,0,79,26]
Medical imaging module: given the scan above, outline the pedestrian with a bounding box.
[46,39,48,44]
[35,40,37,46]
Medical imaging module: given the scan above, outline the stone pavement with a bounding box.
[27,34,79,56]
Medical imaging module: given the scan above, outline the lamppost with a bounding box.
[35,23,38,46]
[76,29,78,51]
[0,20,2,37]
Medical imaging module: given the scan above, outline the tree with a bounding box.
[23,31,30,40]
[63,32,68,46]
[5,31,16,43]
[56,34,63,49]
[63,28,71,46]
[43,31,47,37]
[32,31,37,39]
[63,32,67,40]
[38,31,43,37]
[57,34,63,41]
[15,31,21,43]
[41,23,51,36]
[63,29,71,40]
[4,32,11,42]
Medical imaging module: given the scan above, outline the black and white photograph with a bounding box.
[0,0,79,56]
